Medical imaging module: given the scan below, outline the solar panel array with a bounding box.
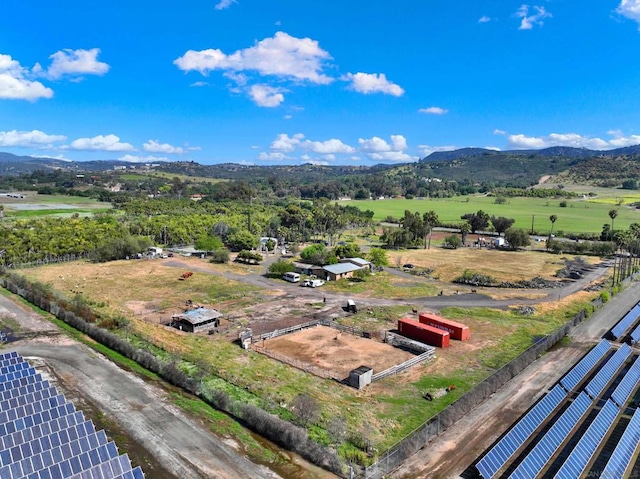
[475,385,566,478]
[611,356,640,408]
[0,351,144,479]
[611,302,640,340]
[630,323,640,344]
[584,344,632,400]
[553,400,620,479]
[560,339,610,393]
[601,407,640,478]
[508,392,592,479]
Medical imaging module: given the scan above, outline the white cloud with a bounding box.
[67,134,135,152]
[283,114,293,120]
[46,48,110,79]
[342,72,404,96]
[143,140,185,154]
[257,151,288,161]
[417,145,457,156]
[118,155,170,163]
[270,133,304,152]
[303,138,355,154]
[493,129,507,135]
[358,135,407,153]
[617,0,640,28]
[369,151,416,162]
[0,129,66,148]
[478,16,491,23]
[0,54,53,101]
[419,106,448,115]
[249,84,285,107]
[515,5,552,30]
[358,134,416,162]
[214,0,237,10]
[174,31,333,84]
[506,132,637,150]
[190,81,209,87]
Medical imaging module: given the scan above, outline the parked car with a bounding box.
[302,279,325,288]
[403,263,415,269]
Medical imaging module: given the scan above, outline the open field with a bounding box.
[260,325,415,377]
[118,172,227,184]
[340,195,640,234]
[17,254,604,456]
[0,192,112,218]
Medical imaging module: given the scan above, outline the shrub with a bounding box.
[268,259,295,276]
[599,291,610,303]
[209,248,230,264]
[443,234,461,249]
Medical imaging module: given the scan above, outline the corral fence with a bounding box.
[251,343,342,380]
[371,350,435,383]
[253,319,320,342]
[358,305,597,478]
[318,319,375,339]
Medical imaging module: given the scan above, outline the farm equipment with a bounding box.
[178,271,193,281]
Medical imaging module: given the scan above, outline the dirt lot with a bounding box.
[261,325,415,377]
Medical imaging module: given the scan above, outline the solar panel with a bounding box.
[509,392,592,479]
[585,344,632,400]
[0,352,145,478]
[600,407,640,478]
[560,340,611,393]
[476,384,566,478]
[611,303,640,339]
[611,356,640,408]
[553,400,619,479]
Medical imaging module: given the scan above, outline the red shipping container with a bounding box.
[398,318,449,348]
[418,312,470,341]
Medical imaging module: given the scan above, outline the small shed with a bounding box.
[349,366,373,389]
[171,307,223,333]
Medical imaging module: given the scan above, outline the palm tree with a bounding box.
[549,215,557,237]
[423,210,439,249]
[609,209,618,231]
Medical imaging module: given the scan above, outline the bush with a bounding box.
[268,259,295,276]
[209,248,230,264]
[600,291,610,303]
[236,250,263,264]
[443,234,461,249]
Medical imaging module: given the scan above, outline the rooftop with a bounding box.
[172,307,223,325]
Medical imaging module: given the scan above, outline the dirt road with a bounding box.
[0,292,324,479]
[390,278,640,479]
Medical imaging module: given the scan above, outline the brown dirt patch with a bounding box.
[261,325,415,376]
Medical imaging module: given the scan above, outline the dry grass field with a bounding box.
[259,325,415,377]
[21,257,265,319]
[386,242,598,283]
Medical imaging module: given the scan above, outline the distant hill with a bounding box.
[0,152,151,175]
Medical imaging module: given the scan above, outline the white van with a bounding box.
[282,272,301,283]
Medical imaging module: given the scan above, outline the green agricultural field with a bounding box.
[340,195,640,235]
[0,193,112,219]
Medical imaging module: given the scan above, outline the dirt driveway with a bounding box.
[390,278,640,479]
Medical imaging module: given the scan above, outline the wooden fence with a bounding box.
[253,319,320,342]
[250,343,342,380]
[371,350,435,382]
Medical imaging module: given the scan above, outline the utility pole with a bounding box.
[531,215,535,235]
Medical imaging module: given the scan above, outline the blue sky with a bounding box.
[2,1,640,166]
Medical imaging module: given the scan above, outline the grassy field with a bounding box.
[118,172,226,184]
[341,195,640,234]
[18,256,603,457]
[0,193,112,219]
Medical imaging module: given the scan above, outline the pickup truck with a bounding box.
[302,279,325,288]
